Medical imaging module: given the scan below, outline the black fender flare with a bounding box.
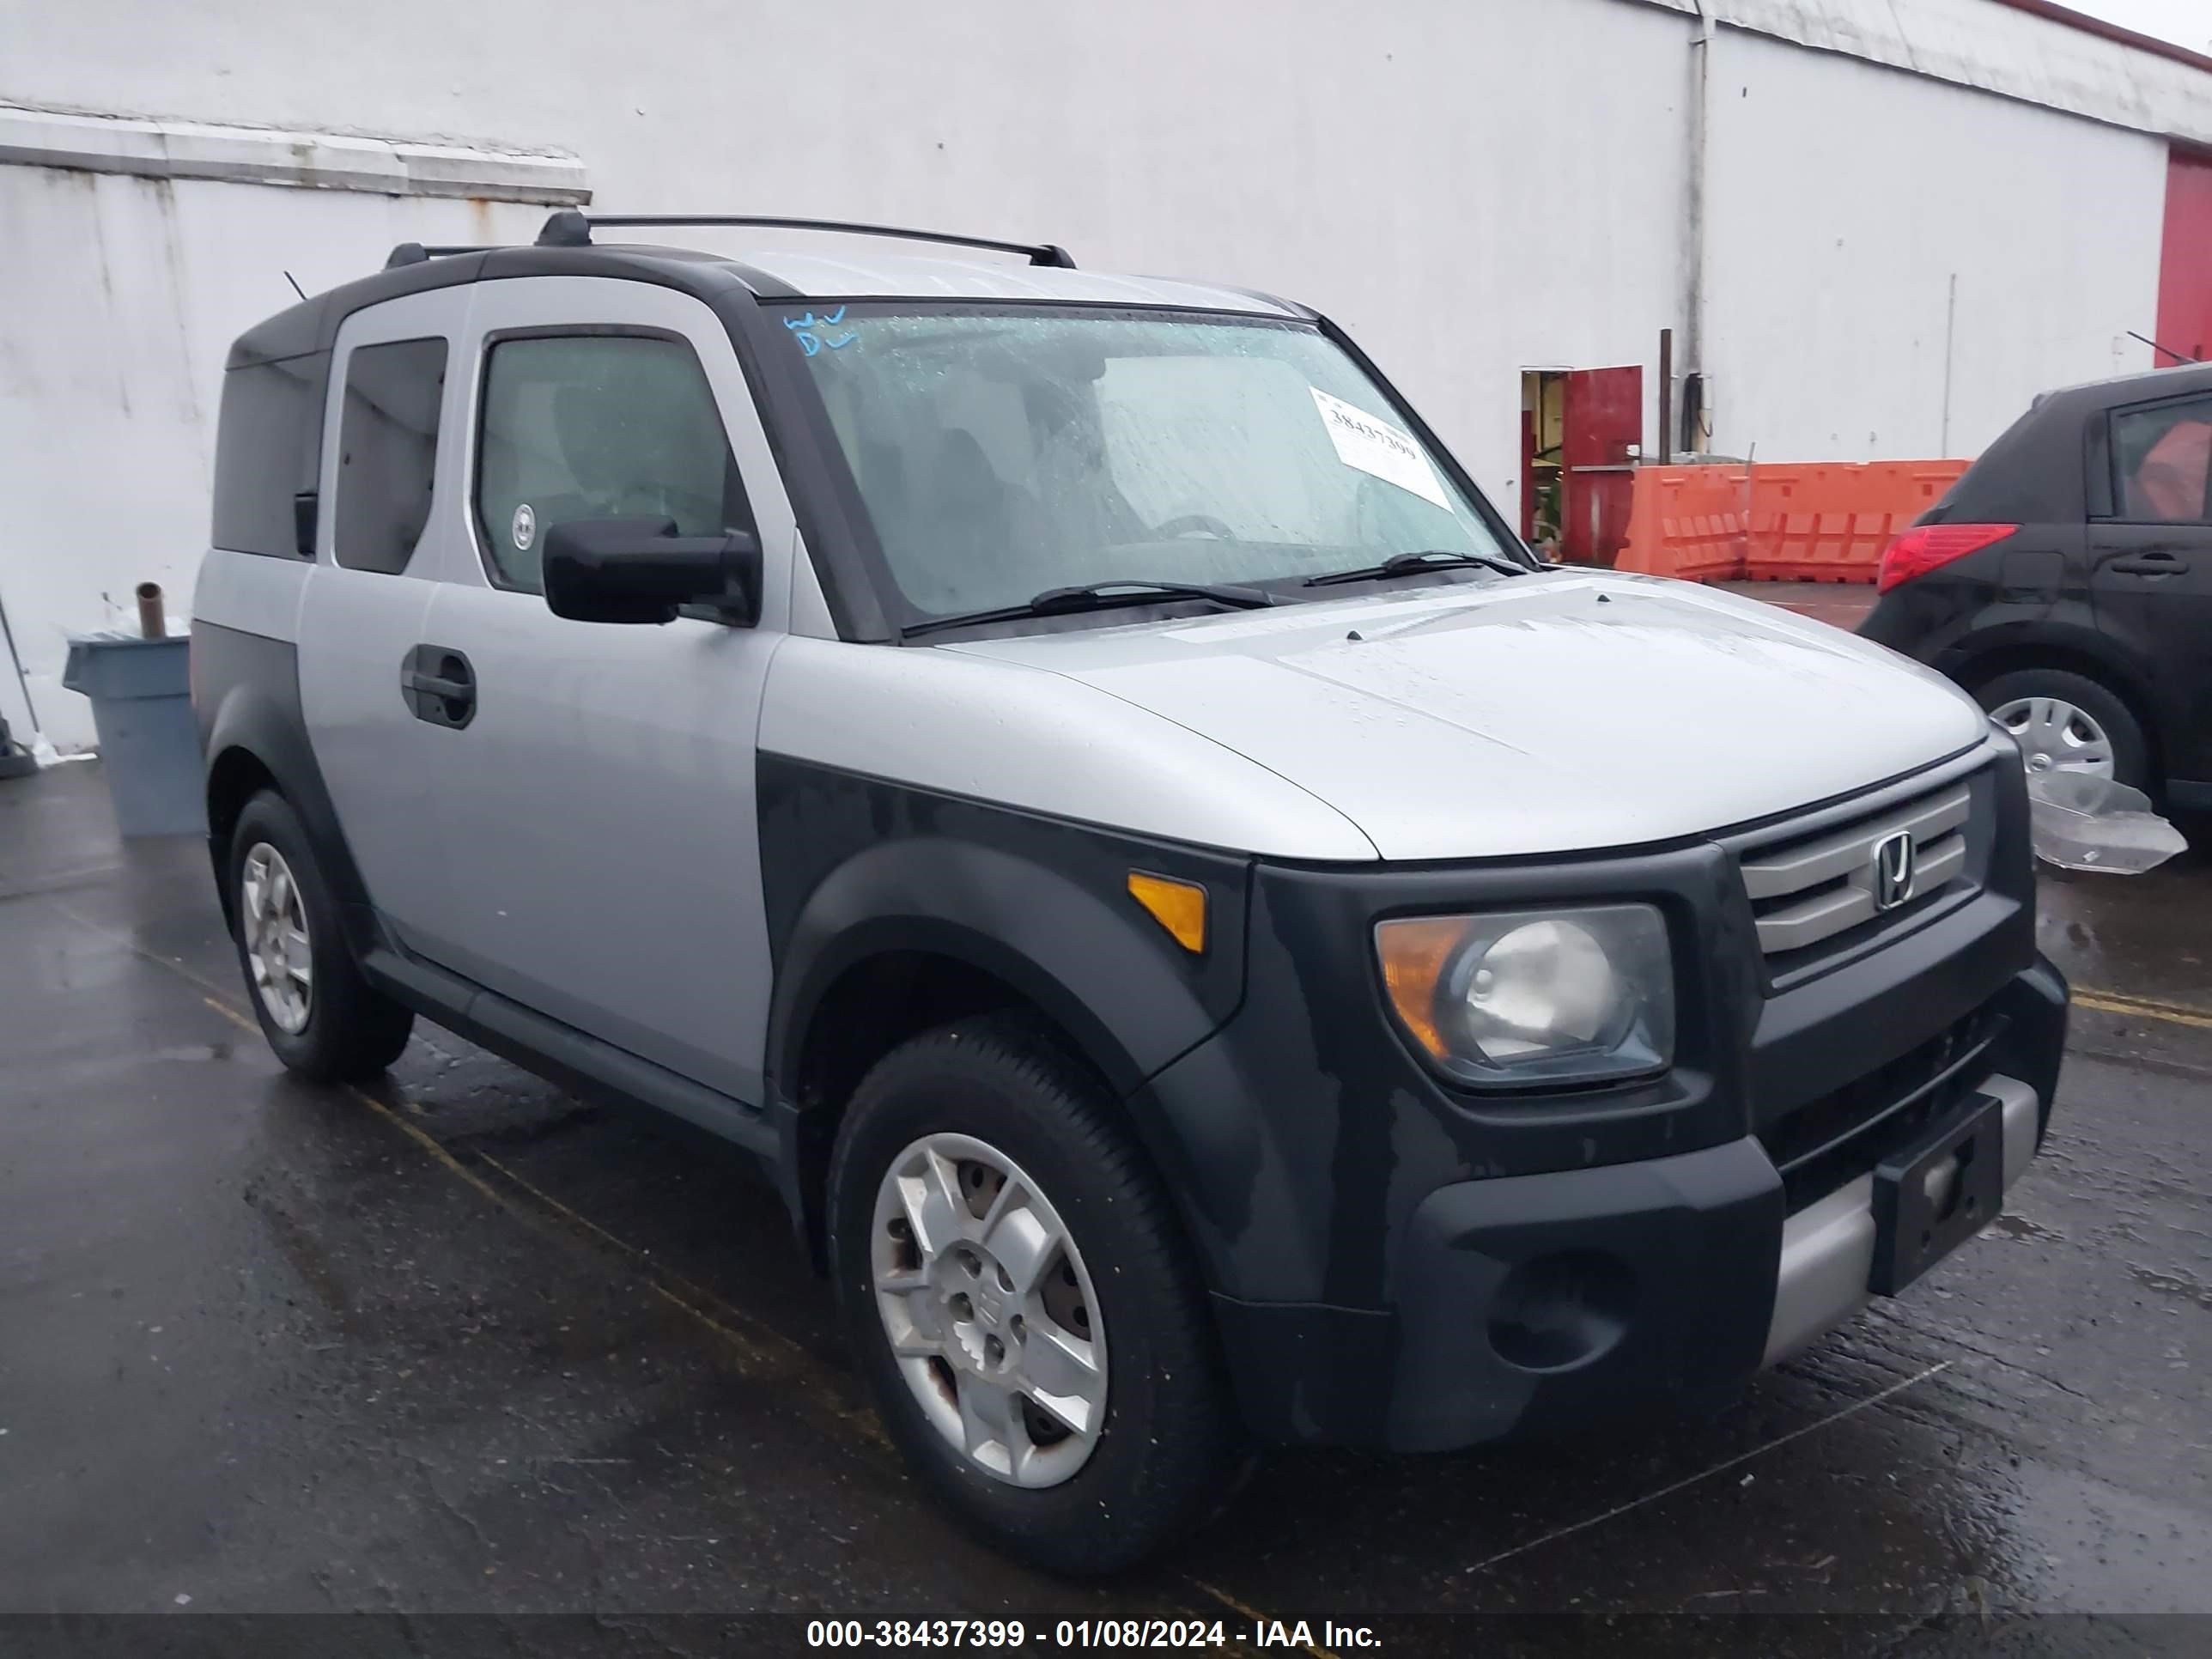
[195,622,379,958]
[764,835,1260,1280]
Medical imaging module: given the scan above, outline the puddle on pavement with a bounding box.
[1993,1461,2212,1613]
[2033,848,2211,1006]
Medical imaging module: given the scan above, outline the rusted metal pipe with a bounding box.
[135,582,167,641]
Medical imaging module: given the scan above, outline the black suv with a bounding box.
[1861,363,2212,811]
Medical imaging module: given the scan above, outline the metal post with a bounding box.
[1658,329,1674,465]
[1685,2,1718,388]
[1741,441,1758,574]
[0,579,40,734]
[1941,273,1959,458]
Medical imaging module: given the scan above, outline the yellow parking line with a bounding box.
[458,1132,889,1443]
[1188,1581,1339,1659]
[195,982,1277,1625]
[102,892,1286,1619]
[201,993,258,1034]
[193,988,846,1393]
[54,899,244,1006]
[337,1058,1304,1621]
[2075,988,2212,1030]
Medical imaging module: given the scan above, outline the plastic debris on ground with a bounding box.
[2027,773,2188,874]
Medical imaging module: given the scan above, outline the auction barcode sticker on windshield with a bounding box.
[1309,386,1451,509]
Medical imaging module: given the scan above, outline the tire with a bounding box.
[828,1014,1242,1576]
[227,789,414,1081]
[1975,667,2152,793]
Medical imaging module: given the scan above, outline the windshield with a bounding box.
[778,305,1521,619]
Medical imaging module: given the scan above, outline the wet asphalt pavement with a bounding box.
[3,758,2209,1656]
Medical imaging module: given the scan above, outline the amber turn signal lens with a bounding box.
[1373,916,1474,1061]
[1128,872,1207,954]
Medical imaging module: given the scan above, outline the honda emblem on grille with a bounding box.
[1871,830,1917,911]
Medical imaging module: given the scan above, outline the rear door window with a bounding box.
[472,333,748,593]
[2112,396,2212,524]
[332,337,449,574]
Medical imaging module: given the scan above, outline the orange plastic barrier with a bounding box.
[1743,461,1969,581]
[1614,459,1969,584]
[1613,465,1753,581]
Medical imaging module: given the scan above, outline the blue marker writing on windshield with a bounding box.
[785,306,857,356]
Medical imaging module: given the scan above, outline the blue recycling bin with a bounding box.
[61,631,205,836]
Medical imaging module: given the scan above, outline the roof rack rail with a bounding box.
[532,209,1076,269]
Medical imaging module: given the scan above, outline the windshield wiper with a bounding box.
[902,580,1279,639]
[1304,550,1531,587]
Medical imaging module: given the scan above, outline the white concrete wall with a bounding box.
[0,0,1697,487]
[1702,26,2169,461]
[0,167,548,745]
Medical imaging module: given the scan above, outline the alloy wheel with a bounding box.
[240,842,313,1034]
[870,1133,1108,1487]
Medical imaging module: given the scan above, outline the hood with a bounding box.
[940,571,1988,861]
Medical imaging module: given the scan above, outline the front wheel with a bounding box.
[828,1015,1242,1575]
[228,789,414,1081]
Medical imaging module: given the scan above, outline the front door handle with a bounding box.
[402,646,477,728]
[2110,551,2191,577]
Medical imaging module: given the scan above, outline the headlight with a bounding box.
[1375,904,1674,1086]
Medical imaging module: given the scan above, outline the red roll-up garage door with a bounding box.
[2157,149,2212,368]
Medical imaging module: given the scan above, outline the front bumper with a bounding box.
[1765,1070,2039,1367]
[1197,959,2064,1452]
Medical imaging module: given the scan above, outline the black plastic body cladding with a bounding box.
[757,759,1250,1085]
[191,621,380,958]
[757,755,1253,1256]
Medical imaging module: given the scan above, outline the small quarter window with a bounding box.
[210,353,327,558]
[473,334,749,593]
[333,338,449,574]
[2112,396,2212,525]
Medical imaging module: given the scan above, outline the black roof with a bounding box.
[1941,361,2212,526]
[227,210,1081,369]
[225,245,788,369]
[2028,360,2212,416]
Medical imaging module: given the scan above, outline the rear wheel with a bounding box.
[228,790,414,1081]
[1978,668,2150,793]
[828,1014,1242,1575]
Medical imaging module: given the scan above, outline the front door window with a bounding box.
[473,333,750,592]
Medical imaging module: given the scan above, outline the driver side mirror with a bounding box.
[542,517,763,626]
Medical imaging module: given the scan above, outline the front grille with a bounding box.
[1738,779,1973,962]
[1759,1006,2005,1213]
